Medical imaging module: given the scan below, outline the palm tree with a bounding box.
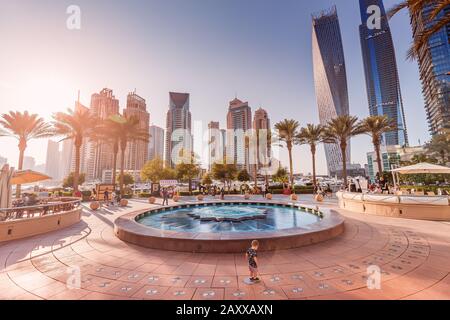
[297,124,326,189]
[324,115,364,188]
[111,115,149,196]
[388,0,450,60]
[425,133,450,165]
[0,111,53,197]
[275,119,300,187]
[90,118,123,189]
[53,108,97,192]
[360,116,396,179]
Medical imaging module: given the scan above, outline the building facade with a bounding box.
[148,125,165,161]
[86,89,120,182]
[45,140,61,181]
[359,0,409,146]
[226,98,252,171]
[253,107,271,176]
[312,6,351,175]
[123,92,150,172]
[165,92,192,168]
[207,121,227,171]
[366,145,424,181]
[410,4,450,136]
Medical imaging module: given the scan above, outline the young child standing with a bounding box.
[246,240,260,282]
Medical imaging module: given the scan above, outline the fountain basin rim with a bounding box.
[113,200,345,253]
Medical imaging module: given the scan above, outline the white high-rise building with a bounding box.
[45,140,61,181]
[148,125,164,161]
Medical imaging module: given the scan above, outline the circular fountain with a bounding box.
[114,201,344,253]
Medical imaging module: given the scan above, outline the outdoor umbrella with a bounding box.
[11,170,51,185]
[0,164,14,209]
[391,163,450,175]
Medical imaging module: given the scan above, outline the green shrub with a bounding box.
[139,192,151,198]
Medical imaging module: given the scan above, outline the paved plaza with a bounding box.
[1,195,449,300]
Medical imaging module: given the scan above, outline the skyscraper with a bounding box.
[86,88,120,181]
[410,4,450,136]
[359,0,408,147]
[253,108,271,174]
[124,91,150,172]
[165,92,192,167]
[45,140,61,181]
[23,156,35,170]
[208,121,226,171]
[312,6,351,175]
[226,98,252,171]
[148,125,165,161]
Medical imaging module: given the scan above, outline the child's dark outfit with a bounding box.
[247,247,258,273]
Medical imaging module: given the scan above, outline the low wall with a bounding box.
[0,208,82,242]
[336,192,450,221]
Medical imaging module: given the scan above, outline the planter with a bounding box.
[173,195,180,202]
[149,197,156,204]
[90,201,100,211]
[290,194,298,201]
[266,193,273,200]
[315,194,324,202]
[120,199,128,207]
[197,195,204,201]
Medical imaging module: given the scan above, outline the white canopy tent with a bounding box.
[392,163,450,175]
[391,163,450,188]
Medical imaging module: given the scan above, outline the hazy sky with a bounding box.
[0,0,428,175]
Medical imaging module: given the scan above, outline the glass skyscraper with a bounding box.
[410,3,450,136]
[312,6,351,175]
[359,0,409,147]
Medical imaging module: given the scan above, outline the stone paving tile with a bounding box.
[192,288,225,300]
[132,285,169,300]
[224,287,256,300]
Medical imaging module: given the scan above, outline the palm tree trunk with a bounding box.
[311,148,317,189]
[341,144,348,189]
[254,163,258,188]
[73,145,81,192]
[119,147,125,196]
[188,177,192,195]
[374,142,383,180]
[15,146,25,198]
[112,151,118,189]
[288,146,294,188]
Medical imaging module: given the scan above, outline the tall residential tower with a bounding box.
[165,92,192,167]
[148,125,165,161]
[410,3,450,136]
[359,0,408,146]
[226,98,252,171]
[124,91,150,172]
[312,6,351,175]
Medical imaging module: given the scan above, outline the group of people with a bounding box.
[96,188,121,206]
[314,184,333,197]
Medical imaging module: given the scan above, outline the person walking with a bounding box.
[261,184,266,199]
[103,188,110,205]
[162,188,169,206]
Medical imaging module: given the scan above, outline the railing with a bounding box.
[337,191,450,206]
[0,197,82,222]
